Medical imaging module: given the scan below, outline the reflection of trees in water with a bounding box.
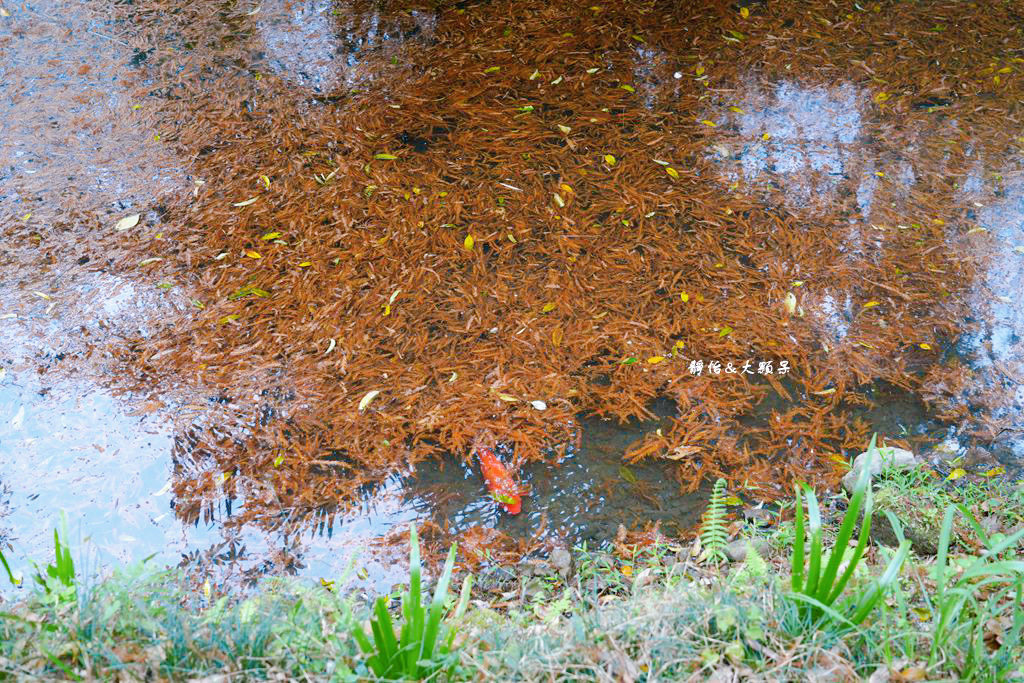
[104,0,1024,582]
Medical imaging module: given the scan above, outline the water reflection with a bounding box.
[256,0,437,93]
[713,81,863,210]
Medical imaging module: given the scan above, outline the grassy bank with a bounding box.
[1,453,1023,681]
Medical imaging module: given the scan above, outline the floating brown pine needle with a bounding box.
[84,0,1024,530]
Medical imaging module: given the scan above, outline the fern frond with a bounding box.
[699,478,730,565]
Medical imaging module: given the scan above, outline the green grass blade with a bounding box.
[935,506,955,593]
[447,574,473,650]
[803,484,823,599]
[848,540,910,624]
[0,547,18,586]
[817,458,872,604]
[785,591,860,632]
[408,525,422,629]
[372,597,399,669]
[420,542,458,672]
[405,525,425,676]
[826,484,874,605]
[791,483,806,592]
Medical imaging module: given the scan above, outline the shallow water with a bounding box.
[3,0,1024,594]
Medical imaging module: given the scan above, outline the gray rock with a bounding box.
[549,545,572,579]
[842,446,918,494]
[725,538,771,562]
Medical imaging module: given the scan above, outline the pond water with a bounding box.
[3,0,1024,594]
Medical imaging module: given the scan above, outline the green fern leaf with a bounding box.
[699,478,730,565]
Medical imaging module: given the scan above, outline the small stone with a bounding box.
[550,545,572,578]
[843,446,918,494]
[725,539,771,562]
[867,665,891,683]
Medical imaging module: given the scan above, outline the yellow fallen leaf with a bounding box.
[862,301,880,308]
[647,356,665,364]
[464,234,475,250]
[919,343,932,350]
[358,390,381,411]
[874,92,890,104]
[497,393,518,402]
[260,175,271,188]
[680,292,689,302]
[219,314,240,324]
[674,340,685,350]
[761,132,772,140]
[620,84,635,93]
[273,455,284,467]
[828,454,849,467]
[701,119,717,127]
[552,327,564,346]
[233,197,259,207]
[560,183,574,194]
[724,495,744,506]
[980,466,1006,477]
[665,167,679,179]
[620,565,633,577]
[246,250,262,259]
[946,467,966,481]
[719,325,733,337]
[740,6,749,18]
[604,154,617,166]
[553,193,565,207]
[261,231,281,240]
[298,261,311,267]
[812,388,837,396]
[695,65,705,76]
[729,106,745,113]
[114,214,141,231]
[373,153,398,160]
[557,124,572,134]
[542,302,556,312]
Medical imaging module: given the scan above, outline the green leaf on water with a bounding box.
[618,466,638,484]
[228,285,271,300]
[373,153,398,160]
[619,356,637,365]
[719,325,733,337]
